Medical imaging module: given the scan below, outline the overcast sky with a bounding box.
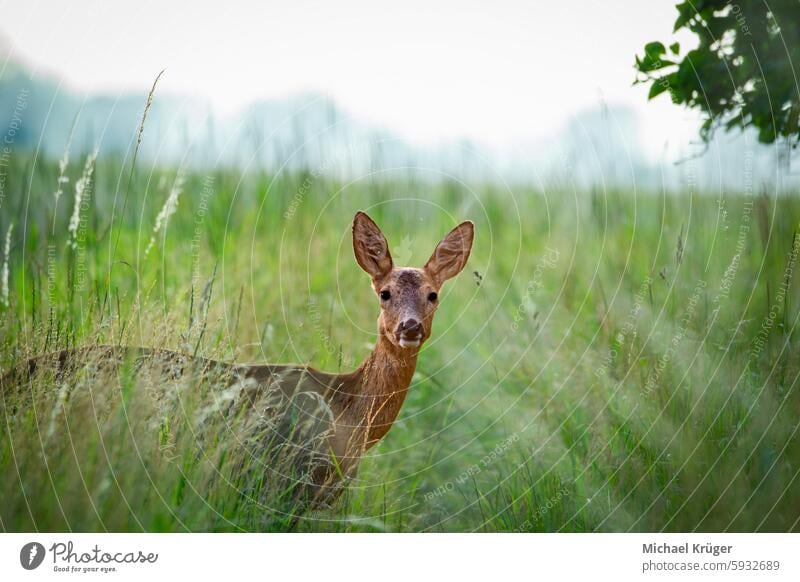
[0,0,700,158]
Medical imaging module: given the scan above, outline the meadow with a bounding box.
[2,138,800,532]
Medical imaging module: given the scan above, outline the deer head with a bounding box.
[352,211,474,350]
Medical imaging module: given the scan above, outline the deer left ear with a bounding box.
[424,221,474,285]
[352,211,394,280]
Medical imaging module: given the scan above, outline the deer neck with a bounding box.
[345,333,418,448]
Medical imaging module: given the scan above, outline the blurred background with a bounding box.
[0,0,793,190]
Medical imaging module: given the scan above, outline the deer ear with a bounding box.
[424,221,474,285]
[352,211,393,280]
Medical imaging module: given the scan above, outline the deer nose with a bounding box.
[398,318,424,339]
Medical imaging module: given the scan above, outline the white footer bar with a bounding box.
[1,533,797,581]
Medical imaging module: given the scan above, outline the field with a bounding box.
[2,139,800,532]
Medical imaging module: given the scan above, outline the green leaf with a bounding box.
[669,42,680,55]
[673,2,694,31]
[758,124,777,143]
[648,80,671,100]
[644,41,666,59]
[636,55,675,73]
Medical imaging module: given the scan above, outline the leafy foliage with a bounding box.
[635,0,800,144]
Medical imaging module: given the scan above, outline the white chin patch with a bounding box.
[399,338,421,348]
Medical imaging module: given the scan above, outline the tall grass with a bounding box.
[1,146,799,532]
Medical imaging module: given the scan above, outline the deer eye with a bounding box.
[380,290,391,301]
[428,292,438,302]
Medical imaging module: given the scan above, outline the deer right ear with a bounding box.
[352,211,393,280]
[424,220,474,286]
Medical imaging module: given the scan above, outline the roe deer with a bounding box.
[1,211,474,509]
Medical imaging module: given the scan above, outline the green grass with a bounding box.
[2,147,800,532]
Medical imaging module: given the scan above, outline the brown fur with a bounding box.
[1,211,474,507]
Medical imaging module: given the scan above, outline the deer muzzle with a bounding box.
[397,318,424,348]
